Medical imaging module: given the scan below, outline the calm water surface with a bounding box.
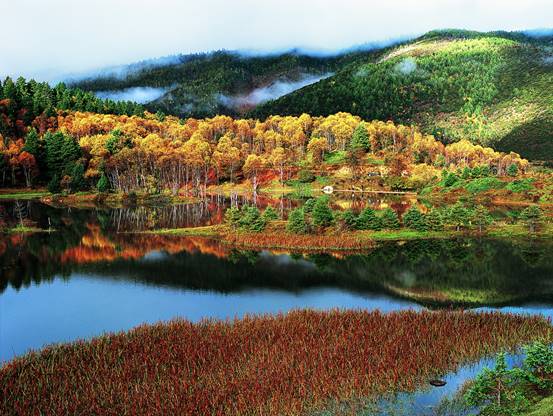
[1,200,552,414]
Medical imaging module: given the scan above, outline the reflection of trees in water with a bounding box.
[109,197,225,231]
[2,230,553,308]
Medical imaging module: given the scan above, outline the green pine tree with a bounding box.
[311,197,334,228]
[380,208,400,230]
[356,208,382,231]
[224,207,241,228]
[69,163,85,193]
[239,206,266,232]
[471,205,493,232]
[340,209,358,230]
[287,208,307,234]
[261,206,279,221]
[402,207,426,231]
[350,122,370,151]
[507,163,519,177]
[97,172,110,193]
[425,209,444,231]
[448,202,471,231]
[47,174,61,194]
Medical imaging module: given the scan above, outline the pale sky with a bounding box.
[2,0,553,80]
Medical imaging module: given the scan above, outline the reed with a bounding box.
[1,309,551,416]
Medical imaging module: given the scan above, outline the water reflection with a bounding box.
[1,200,553,362]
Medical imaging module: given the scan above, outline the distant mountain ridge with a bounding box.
[71,29,553,160]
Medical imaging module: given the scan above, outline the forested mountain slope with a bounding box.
[71,50,376,118]
[69,30,553,160]
[252,30,553,160]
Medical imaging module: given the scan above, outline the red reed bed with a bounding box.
[1,309,551,415]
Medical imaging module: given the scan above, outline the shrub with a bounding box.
[356,208,382,231]
[97,173,110,193]
[287,208,307,234]
[303,198,316,213]
[507,163,519,177]
[465,353,529,416]
[425,208,444,231]
[506,179,534,193]
[225,207,242,228]
[465,342,553,416]
[380,208,400,230]
[340,210,358,230]
[69,163,86,193]
[311,197,334,228]
[465,177,504,193]
[403,207,427,231]
[471,205,494,232]
[261,206,279,221]
[448,202,472,231]
[442,170,460,187]
[239,206,266,232]
[521,341,553,391]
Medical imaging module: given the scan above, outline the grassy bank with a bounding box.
[142,222,553,251]
[0,190,50,200]
[1,310,551,416]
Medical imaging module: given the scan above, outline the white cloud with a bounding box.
[94,87,170,103]
[2,0,552,80]
[217,73,332,108]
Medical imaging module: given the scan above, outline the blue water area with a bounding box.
[1,202,553,414]
[0,275,421,362]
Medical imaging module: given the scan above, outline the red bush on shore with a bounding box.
[1,309,551,415]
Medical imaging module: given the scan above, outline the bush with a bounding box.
[225,207,241,228]
[425,208,444,231]
[441,170,460,187]
[340,210,358,230]
[311,197,334,228]
[447,202,472,231]
[239,206,266,232]
[471,205,494,232]
[356,208,382,231]
[465,342,553,416]
[287,208,307,234]
[97,173,110,193]
[261,206,279,221]
[380,208,400,230]
[465,177,504,193]
[69,163,86,193]
[465,352,529,416]
[303,198,316,213]
[520,206,544,233]
[507,163,519,177]
[402,207,427,231]
[506,179,534,193]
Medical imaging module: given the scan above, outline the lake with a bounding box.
[1,199,552,413]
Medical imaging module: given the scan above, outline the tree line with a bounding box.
[0,109,528,194]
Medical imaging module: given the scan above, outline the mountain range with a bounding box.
[70,29,553,161]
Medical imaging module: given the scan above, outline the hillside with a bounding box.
[253,30,553,161]
[69,30,553,161]
[71,50,375,118]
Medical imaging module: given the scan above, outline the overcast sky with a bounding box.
[2,0,553,81]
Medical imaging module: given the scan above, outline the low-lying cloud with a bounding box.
[395,57,418,75]
[95,87,169,104]
[218,73,332,109]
